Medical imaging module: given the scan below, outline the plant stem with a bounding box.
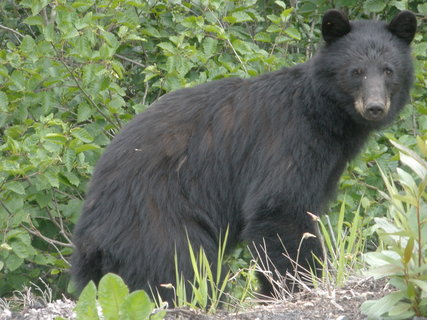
[416,199,422,268]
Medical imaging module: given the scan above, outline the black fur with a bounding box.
[71,11,416,302]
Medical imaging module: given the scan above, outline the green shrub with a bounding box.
[362,139,427,319]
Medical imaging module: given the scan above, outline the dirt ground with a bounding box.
[164,277,391,320]
[0,276,399,320]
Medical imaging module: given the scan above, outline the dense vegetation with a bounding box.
[0,0,426,317]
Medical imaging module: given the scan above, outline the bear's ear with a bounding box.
[322,10,351,43]
[388,11,417,44]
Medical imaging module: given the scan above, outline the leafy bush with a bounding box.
[362,139,427,319]
[0,0,426,303]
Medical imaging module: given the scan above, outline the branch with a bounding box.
[51,44,121,131]
[114,53,145,68]
[21,223,74,249]
[0,24,24,38]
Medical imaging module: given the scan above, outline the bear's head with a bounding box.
[317,10,417,128]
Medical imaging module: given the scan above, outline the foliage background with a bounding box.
[0,0,426,299]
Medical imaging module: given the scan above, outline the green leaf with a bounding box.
[202,37,218,57]
[5,254,24,271]
[71,128,94,143]
[119,290,154,320]
[275,0,287,9]
[23,15,44,26]
[418,3,427,15]
[10,240,32,259]
[363,0,387,12]
[5,181,25,195]
[254,32,271,43]
[20,0,49,15]
[231,11,252,23]
[0,91,8,111]
[74,144,100,154]
[157,42,176,55]
[61,171,80,187]
[64,148,76,171]
[403,237,414,264]
[284,27,301,40]
[409,279,427,293]
[388,302,414,317]
[45,167,59,188]
[74,281,99,320]
[361,291,406,318]
[45,133,68,144]
[43,23,55,42]
[98,273,129,320]
[77,102,92,123]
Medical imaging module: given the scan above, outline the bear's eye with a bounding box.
[384,67,394,76]
[351,69,362,77]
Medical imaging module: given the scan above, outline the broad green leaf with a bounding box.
[71,128,94,143]
[61,171,80,186]
[45,167,59,188]
[20,36,37,56]
[361,291,406,318]
[418,3,427,16]
[410,279,427,293]
[10,239,33,259]
[0,91,8,111]
[231,11,252,23]
[275,1,287,9]
[20,0,49,15]
[157,42,176,55]
[64,148,76,171]
[74,281,99,320]
[399,152,427,180]
[98,273,129,320]
[23,15,44,26]
[74,144,100,154]
[5,181,25,195]
[43,23,55,42]
[119,290,154,320]
[44,133,67,144]
[202,37,218,56]
[254,32,271,43]
[112,61,124,79]
[363,0,387,13]
[141,27,161,38]
[77,102,92,123]
[284,27,301,40]
[388,302,414,317]
[5,254,24,271]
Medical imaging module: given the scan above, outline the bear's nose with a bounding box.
[366,103,385,119]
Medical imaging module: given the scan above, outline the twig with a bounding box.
[114,53,145,68]
[21,223,74,249]
[208,8,248,74]
[45,205,72,245]
[0,24,24,38]
[51,44,121,131]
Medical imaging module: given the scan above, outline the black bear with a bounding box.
[71,10,417,303]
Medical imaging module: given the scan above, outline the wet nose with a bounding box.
[366,103,385,119]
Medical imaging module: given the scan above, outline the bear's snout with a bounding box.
[366,102,385,119]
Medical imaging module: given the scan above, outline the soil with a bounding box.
[164,277,392,320]
[0,277,399,320]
